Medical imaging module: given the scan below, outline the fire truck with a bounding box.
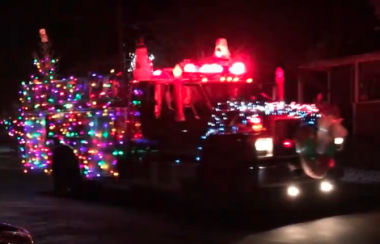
[18,38,343,201]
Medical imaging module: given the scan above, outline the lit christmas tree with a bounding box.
[32,29,58,83]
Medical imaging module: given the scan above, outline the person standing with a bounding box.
[51,138,82,194]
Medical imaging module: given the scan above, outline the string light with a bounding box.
[5,56,126,176]
[194,101,320,162]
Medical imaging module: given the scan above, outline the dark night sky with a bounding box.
[0,0,379,111]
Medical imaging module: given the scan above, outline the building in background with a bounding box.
[299,52,380,136]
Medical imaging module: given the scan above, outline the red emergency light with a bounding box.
[181,62,246,75]
[229,62,246,75]
[282,140,293,148]
[153,70,162,76]
[199,64,223,73]
[148,39,250,82]
[184,63,197,73]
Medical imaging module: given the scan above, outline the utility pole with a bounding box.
[117,0,124,74]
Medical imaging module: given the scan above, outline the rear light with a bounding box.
[248,117,263,131]
[283,140,293,148]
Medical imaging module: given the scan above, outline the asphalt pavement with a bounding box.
[2,158,380,244]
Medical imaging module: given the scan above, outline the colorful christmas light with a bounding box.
[15,53,129,176]
[194,100,321,162]
[205,101,320,136]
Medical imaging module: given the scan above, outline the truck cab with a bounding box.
[119,54,338,199]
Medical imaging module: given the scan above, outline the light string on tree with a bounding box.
[14,29,129,175]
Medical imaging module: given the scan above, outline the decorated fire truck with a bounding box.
[16,35,346,201]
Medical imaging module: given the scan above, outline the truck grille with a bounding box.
[273,118,301,156]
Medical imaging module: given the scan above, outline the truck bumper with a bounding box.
[245,159,340,204]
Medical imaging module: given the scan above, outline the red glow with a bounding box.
[229,62,246,75]
[199,64,223,73]
[184,63,197,72]
[153,70,162,76]
[329,159,335,168]
[283,140,293,148]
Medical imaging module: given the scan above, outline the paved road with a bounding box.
[2,165,380,243]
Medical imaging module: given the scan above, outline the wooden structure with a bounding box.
[298,52,380,136]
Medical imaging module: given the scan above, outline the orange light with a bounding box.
[227,77,232,82]
[220,77,226,82]
[184,63,197,72]
[202,78,208,82]
[233,77,239,82]
[173,64,183,77]
[252,124,263,131]
[246,78,253,83]
[229,62,246,75]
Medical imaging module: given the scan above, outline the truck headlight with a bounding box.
[287,185,300,197]
[320,181,334,192]
[334,137,344,145]
[255,138,273,157]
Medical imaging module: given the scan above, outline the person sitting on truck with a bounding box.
[182,86,200,119]
[165,84,175,110]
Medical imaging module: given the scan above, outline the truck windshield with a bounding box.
[202,83,272,105]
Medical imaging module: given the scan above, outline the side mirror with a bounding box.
[0,223,34,244]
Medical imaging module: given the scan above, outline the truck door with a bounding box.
[122,81,163,182]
